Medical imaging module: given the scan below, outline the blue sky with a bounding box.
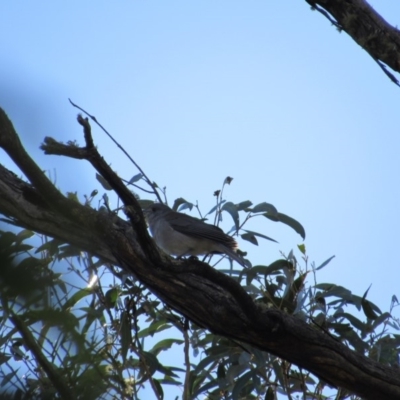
[1,0,400,395]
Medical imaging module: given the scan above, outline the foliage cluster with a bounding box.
[0,183,399,399]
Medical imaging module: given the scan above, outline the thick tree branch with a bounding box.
[306,0,400,85]
[0,108,400,399]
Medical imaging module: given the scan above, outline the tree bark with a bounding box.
[306,0,400,83]
[1,109,400,399]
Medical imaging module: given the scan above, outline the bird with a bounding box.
[144,203,246,267]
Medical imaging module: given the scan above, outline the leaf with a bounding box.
[243,229,278,243]
[335,312,366,332]
[297,243,306,254]
[193,353,222,375]
[244,265,270,285]
[205,200,227,217]
[128,173,143,184]
[315,284,353,301]
[120,311,131,364]
[173,197,193,211]
[137,320,172,338]
[16,229,34,243]
[35,238,62,256]
[1,369,19,386]
[361,285,379,320]
[222,202,239,231]
[96,173,113,190]
[251,202,278,216]
[217,362,225,379]
[150,338,184,354]
[152,379,164,400]
[141,351,161,376]
[315,255,335,270]
[241,232,258,245]
[193,379,219,398]
[264,259,293,274]
[371,312,391,331]
[264,212,306,239]
[235,200,253,211]
[232,370,253,400]
[0,231,17,248]
[265,386,275,400]
[63,288,93,311]
[105,288,119,309]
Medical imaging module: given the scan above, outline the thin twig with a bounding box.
[69,99,162,202]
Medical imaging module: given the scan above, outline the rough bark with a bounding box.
[306,0,400,84]
[0,108,400,399]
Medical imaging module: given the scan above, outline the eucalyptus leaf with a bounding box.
[315,255,335,270]
[235,200,253,211]
[120,311,132,364]
[173,197,193,211]
[96,173,113,190]
[222,202,240,231]
[264,212,306,239]
[243,229,278,243]
[128,173,143,184]
[251,202,278,216]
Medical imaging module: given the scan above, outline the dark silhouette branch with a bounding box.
[306,0,400,85]
[1,107,400,399]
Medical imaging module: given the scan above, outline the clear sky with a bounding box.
[1,0,400,397]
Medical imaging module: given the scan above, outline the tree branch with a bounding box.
[306,0,400,85]
[0,107,400,399]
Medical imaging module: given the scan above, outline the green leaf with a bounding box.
[173,198,193,211]
[232,370,253,400]
[105,288,119,309]
[315,255,335,270]
[272,359,285,389]
[25,309,79,331]
[265,386,275,400]
[235,200,253,211]
[361,285,379,320]
[193,353,222,376]
[16,229,34,242]
[152,378,164,400]
[128,173,143,184]
[150,338,184,354]
[264,212,306,239]
[316,284,353,301]
[120,311,132,364]
[141,351,161,376]
[96,173,113,190]
[297,244,306,254]
[243,229,278,243]
[193,379,219,398]
[371,312,391,331]
[137,320,172,338]
[0,231,17,248]
[335,312,366,332]
[251,202,278,216]
[222,202,239,231]
[241,232,258,245]
[264,259,293,274]
[217,362,225,379]
[63,288,93,311]
[35,238,62,256]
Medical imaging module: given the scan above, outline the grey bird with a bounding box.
[144,203,246,267]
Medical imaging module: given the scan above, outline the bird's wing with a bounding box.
[166,212,237,249]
